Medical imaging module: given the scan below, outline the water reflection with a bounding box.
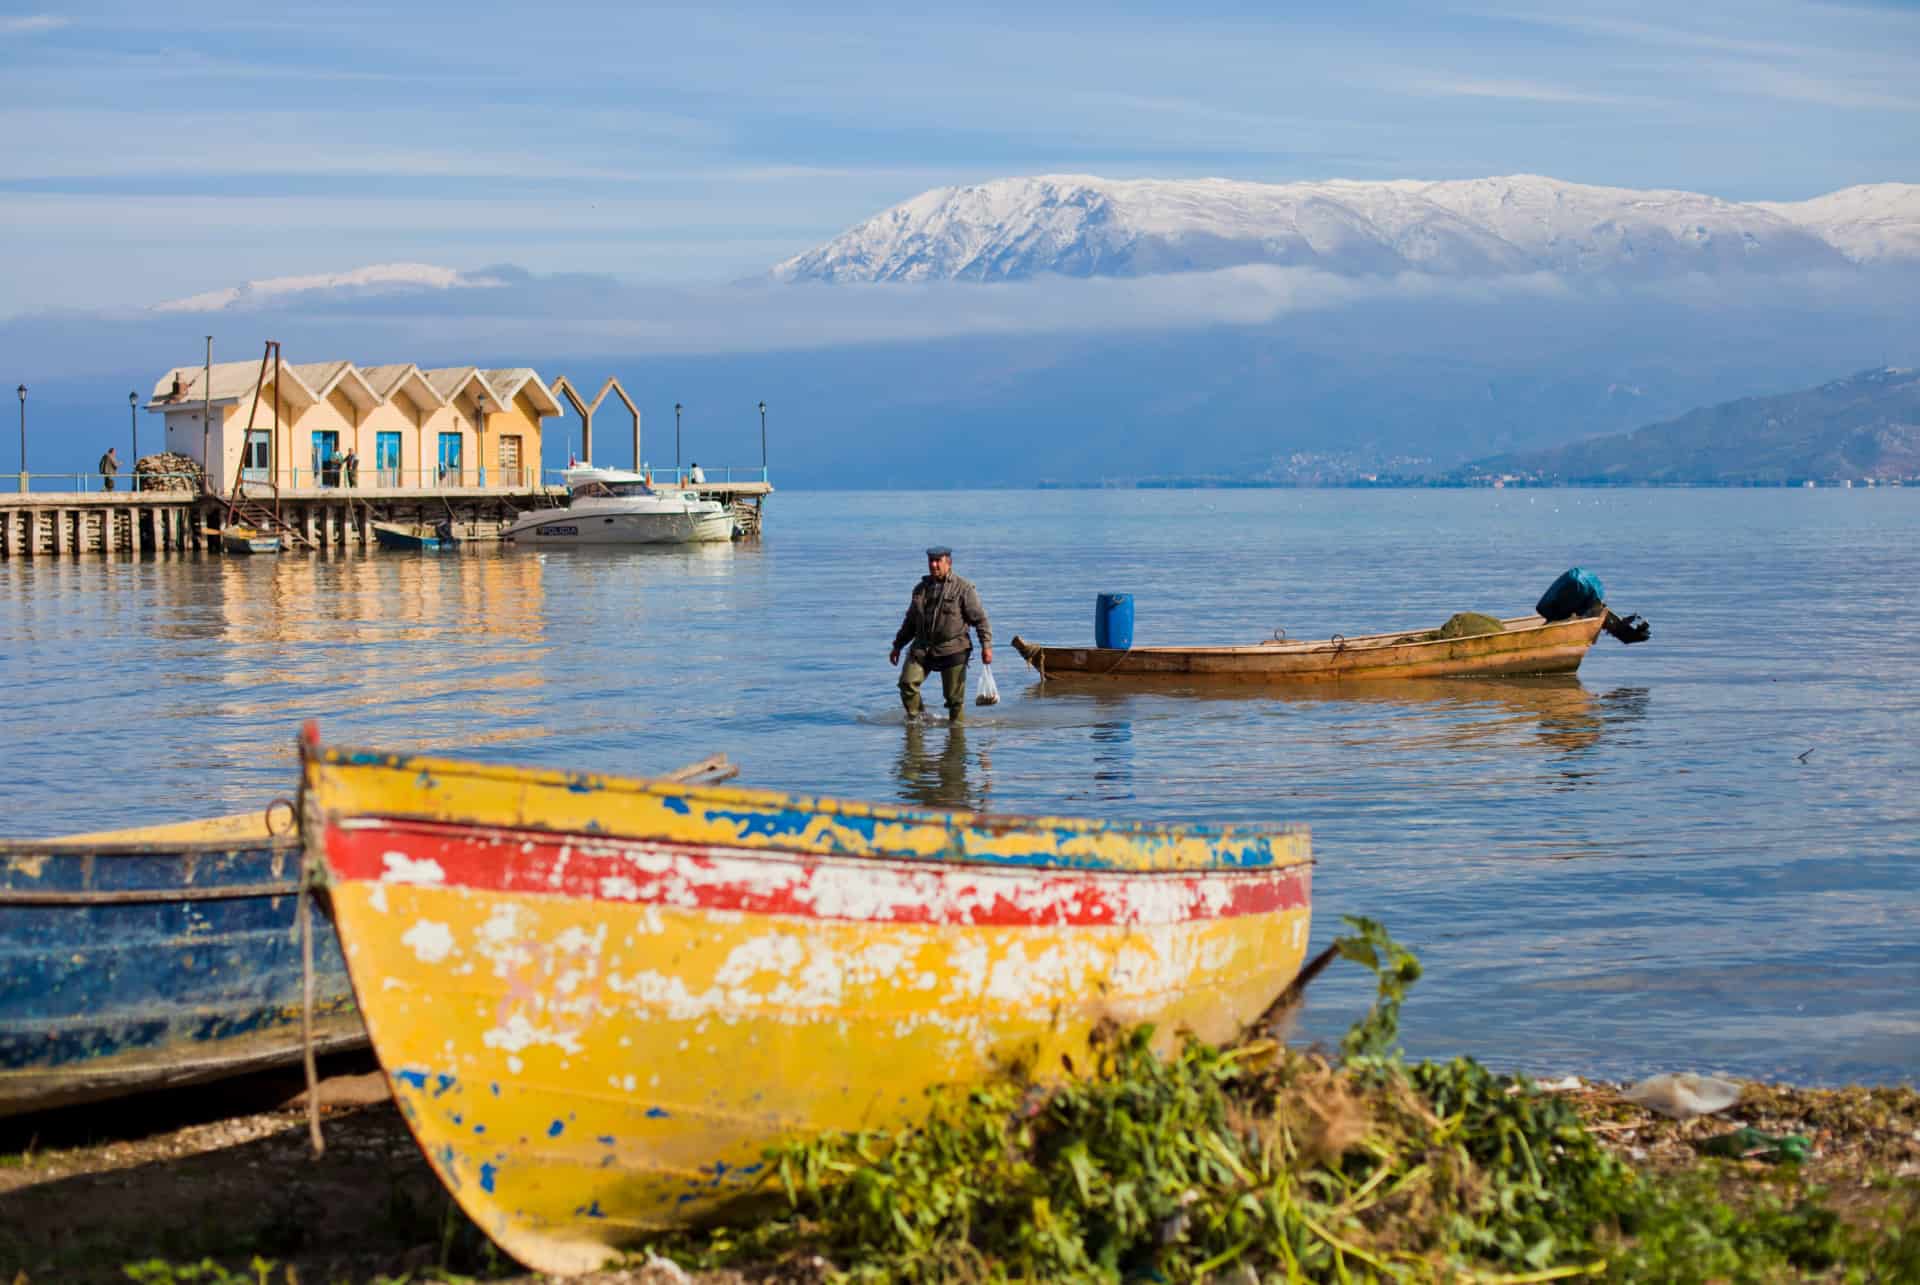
[894,722,987,810]
[188,549,556,772]
[1030,675,1608,752]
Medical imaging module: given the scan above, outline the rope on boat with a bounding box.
[298,852,325,1156]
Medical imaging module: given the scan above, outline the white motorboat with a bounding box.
[501,467,735,546]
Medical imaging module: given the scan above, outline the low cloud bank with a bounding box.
[7,263,1918,486]
[10,259,1916,375]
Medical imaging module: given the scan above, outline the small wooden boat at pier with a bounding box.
[0,809,361,1117]
[371,520,455,551]
[301,726,1311,1274]
[218,525,280,555]
[1013,612,1612,684]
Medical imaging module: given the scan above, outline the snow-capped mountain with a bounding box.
[1755,184,1920,264]
[770,175,1920,283]
[154,262,506,313]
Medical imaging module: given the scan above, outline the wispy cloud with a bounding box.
[1473,10,1811,60]
[0,13,68,35]
[1711,63,1920,112]
[1408,77,1647,106]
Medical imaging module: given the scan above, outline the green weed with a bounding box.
[644,916,1917,1283]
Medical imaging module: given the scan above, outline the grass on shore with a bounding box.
[642,918,1920,1283]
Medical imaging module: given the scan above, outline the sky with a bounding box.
[2,0,1918,316]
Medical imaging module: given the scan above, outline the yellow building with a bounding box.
[145,356,559,491]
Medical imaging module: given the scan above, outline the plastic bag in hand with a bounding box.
[975,663,1000,706]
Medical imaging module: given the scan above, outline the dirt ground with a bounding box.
[2,1060,1915,1284]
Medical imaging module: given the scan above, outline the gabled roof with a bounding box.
[146,355,555,417]
[290,361,381,411]
[421,365,489,405]
[146,359,319,412]
[357,363,446,409]
[483,367,561,416]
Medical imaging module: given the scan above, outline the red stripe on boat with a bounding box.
[324,820,1309,927]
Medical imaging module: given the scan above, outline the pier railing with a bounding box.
[1,472,202,495]
[5,464,772,496]
[2,468,558,495]
[542,465,771,487]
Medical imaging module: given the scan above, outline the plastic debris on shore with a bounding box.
[1621,1072,1743,1119]
[1697,1125,1812,1164]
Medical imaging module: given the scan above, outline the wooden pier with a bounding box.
[0,481,771,557]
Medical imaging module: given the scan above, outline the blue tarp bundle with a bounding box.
[1536,567,1606,621]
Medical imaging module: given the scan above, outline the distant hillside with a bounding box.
[1462,368,1920,485]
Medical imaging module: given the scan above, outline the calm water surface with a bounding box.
[2,489,1915,1085]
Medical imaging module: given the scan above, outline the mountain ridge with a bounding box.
[771,174,1920,283]
[1459,367,1920,485]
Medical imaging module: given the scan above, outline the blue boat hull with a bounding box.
[0,835,363,1117]
[373,523,449,551]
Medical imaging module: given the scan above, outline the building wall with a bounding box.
[419,403,480,486]
[155,369,552,492]
[485,388,547,488]
[358,393,430,487]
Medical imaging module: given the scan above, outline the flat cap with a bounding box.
[925,546,952,559]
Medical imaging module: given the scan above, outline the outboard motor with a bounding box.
[1603,610,1651,644]
[1537,567,1651,644]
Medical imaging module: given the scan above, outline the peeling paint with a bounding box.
[307,739,1311,1276]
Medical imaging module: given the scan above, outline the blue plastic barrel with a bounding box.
[1095,593,1135,650]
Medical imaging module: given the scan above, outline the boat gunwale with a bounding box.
[309,744,1309,847]
[0,834,298,857]
[1027,611,1597,660]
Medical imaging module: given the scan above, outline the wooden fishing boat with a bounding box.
[301,727,1311,1275]
[372,520,455,551]
[0,808,361,1117]
[218,524,280,555]
[1012,611,1612,684]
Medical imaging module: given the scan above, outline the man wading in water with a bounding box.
[890,546,992,724]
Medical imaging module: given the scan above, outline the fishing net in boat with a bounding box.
[1435,612,1504,639]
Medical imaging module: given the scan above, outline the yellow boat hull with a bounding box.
[303,733,1311,1275]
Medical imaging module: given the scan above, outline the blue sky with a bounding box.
[2,0,1917,314]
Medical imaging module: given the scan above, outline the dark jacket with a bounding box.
[893,573,991,663]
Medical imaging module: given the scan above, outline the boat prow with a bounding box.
[301,727,1311,1275]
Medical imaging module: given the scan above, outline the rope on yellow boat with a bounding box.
[297,862,325,1156]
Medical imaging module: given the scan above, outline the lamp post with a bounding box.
[758,400,767,473]
[15,384,25,494]
[473,387,487,486]
[674,402,682,470]
[128,391,139,490]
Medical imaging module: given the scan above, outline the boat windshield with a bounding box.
[571,480,655,498]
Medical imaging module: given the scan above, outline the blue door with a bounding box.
[311,430,340,488]
[437,432,463,485]
[376,432,402,487]
[242,430,271,484]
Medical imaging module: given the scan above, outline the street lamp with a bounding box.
[473,387,488,486]
[16,383,25,494]
[128,391,139,490]
[758,400,767,472]
[674,402,682,469]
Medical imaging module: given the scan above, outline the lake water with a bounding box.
[2,488,1915,1086]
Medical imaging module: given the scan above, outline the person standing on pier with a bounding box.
[890,547,992,723]
[98,447,119,491]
